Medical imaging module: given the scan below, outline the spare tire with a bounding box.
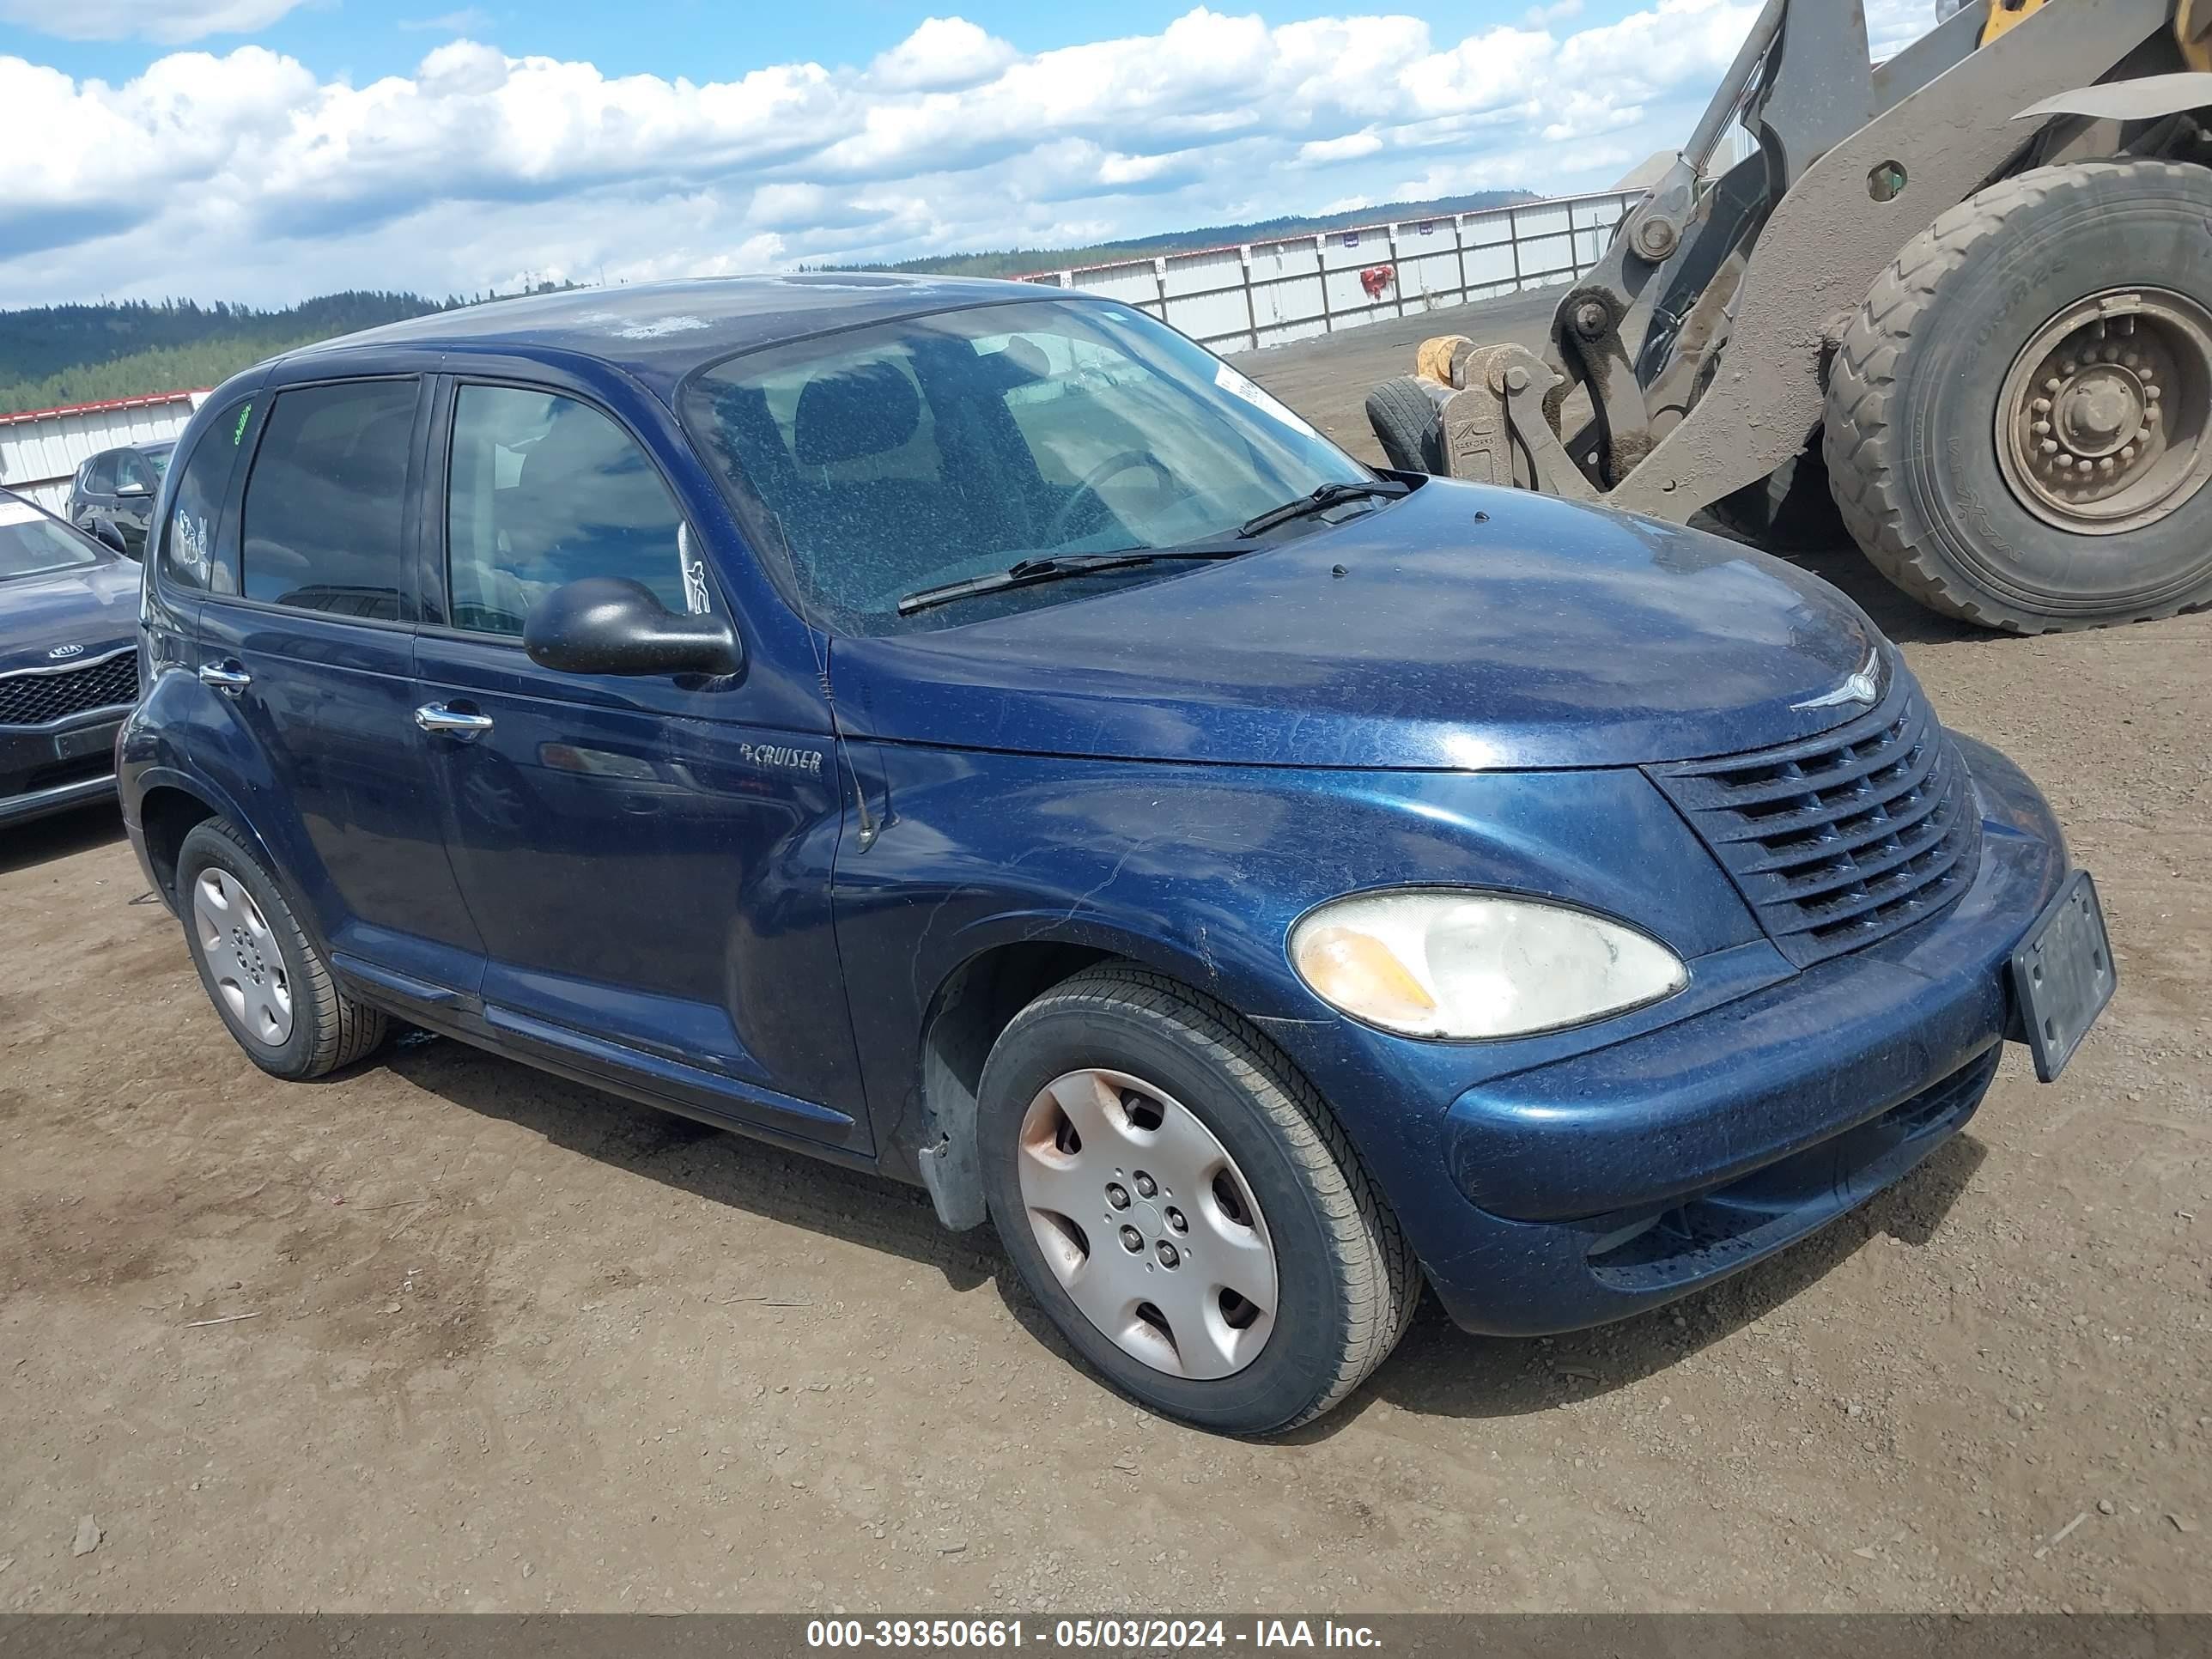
[1825,159,2212,631]
[1364,374,1453,473]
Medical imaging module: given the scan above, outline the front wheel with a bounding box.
[1825,159,2212,631]
[978,965,1419,1435]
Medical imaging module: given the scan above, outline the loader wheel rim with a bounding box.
[1995,286,2212,536]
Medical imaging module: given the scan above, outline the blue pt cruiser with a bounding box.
[118,277,2115,1433]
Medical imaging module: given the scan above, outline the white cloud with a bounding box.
[0,0,303,43]
[0,1,1765,308]
[868,16,1018,93]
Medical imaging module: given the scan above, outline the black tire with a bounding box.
[1364,374,1451,473]
[1825,159,2212,631]
[175,818,387,1080]
[1707,447,1844,553]
[978,964,1419,1435]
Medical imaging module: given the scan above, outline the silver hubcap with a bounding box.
[191,869,293,1046]
[1017,1068,1278,1380]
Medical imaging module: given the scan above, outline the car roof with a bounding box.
[283,274,1079,405]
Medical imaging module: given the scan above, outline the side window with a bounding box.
[118,453,157,493]
[240,380,417,621]
[445,385,701,638]
[84,453,118,495]
[159,397,259,595]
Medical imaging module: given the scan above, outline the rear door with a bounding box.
[412,375,866,1150]
[197,374,486,999]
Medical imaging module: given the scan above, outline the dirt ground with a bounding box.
[2,291,2207,1615]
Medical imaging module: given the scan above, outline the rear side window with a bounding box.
[159,397,259,595]
[118,451,160,493]
[83,453,118,494]
[241,380,418,621]
[444,385,699,638]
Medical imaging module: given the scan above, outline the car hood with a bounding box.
[830,478,1890,770]
[0,558,141,676]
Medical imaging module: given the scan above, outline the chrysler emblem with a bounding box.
[46,642,85,659]
[1792,647,1881,712]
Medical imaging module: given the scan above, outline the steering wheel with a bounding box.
[1044,450,1174,546]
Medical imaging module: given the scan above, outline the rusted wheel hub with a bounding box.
[1996,288,2212,535]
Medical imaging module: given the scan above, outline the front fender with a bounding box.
[831,743,1758,1194]
[2015,70,2212,123]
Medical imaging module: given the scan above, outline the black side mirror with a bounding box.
[92,521,128,554]
[522,578,743,678]
[115,481,150,498]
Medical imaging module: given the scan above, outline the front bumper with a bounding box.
[0,710,126,826]
[1261,734,2076,1337]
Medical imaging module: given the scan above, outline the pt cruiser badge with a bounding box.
[738,740,824,775]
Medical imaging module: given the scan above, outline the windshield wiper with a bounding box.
[896,545,1250,617]
[1237,478,1408,539]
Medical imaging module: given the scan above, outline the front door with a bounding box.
[200,374,485,996]
[413,380,866,1151]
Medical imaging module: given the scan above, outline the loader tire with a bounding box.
[1824,160,2212,632]
[1364,374,1451,473]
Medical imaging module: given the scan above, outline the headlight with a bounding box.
[1290,890,1686,1039]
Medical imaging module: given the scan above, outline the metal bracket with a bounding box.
[1439,345,1599,499]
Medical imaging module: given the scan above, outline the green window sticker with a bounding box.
[234,403,252,446]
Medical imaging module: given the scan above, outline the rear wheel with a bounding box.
[978,965,1419,1434]
[176,819,387,1080]
[1825,160,2212,631]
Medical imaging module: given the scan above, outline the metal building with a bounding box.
[0,390,209,514]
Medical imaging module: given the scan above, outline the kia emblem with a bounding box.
[46,642,85,659]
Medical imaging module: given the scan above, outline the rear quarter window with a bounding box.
[158,396,261,595]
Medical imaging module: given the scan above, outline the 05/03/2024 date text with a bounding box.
[806,1618,1383,1650]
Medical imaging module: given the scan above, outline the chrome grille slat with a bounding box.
[0,649,138,728]
[1646,674,1984,969]
[1736,781,1951,878]
[1693,731,1917,809]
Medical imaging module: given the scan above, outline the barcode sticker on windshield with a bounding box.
[1214,363,1322,440]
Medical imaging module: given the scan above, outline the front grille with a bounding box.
[1646,672,1982,968]
[0,649,138,728]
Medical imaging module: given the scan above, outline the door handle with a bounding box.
[414,702,495,738]
[198,660,252,695]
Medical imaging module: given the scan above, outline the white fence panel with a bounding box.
[1024,188,1641,356]
[0,390,208,514]
[1391,218,1459,306]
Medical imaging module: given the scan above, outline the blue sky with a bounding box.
[10,1,1619,84]
[0,0,1933,309]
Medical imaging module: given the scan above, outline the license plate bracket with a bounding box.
[2009,870,2115,1083]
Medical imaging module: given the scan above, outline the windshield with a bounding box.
[679,298,1371,633]
[0,498,102,580]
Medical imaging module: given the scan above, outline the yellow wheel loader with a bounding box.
[1365,0,2212,630]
